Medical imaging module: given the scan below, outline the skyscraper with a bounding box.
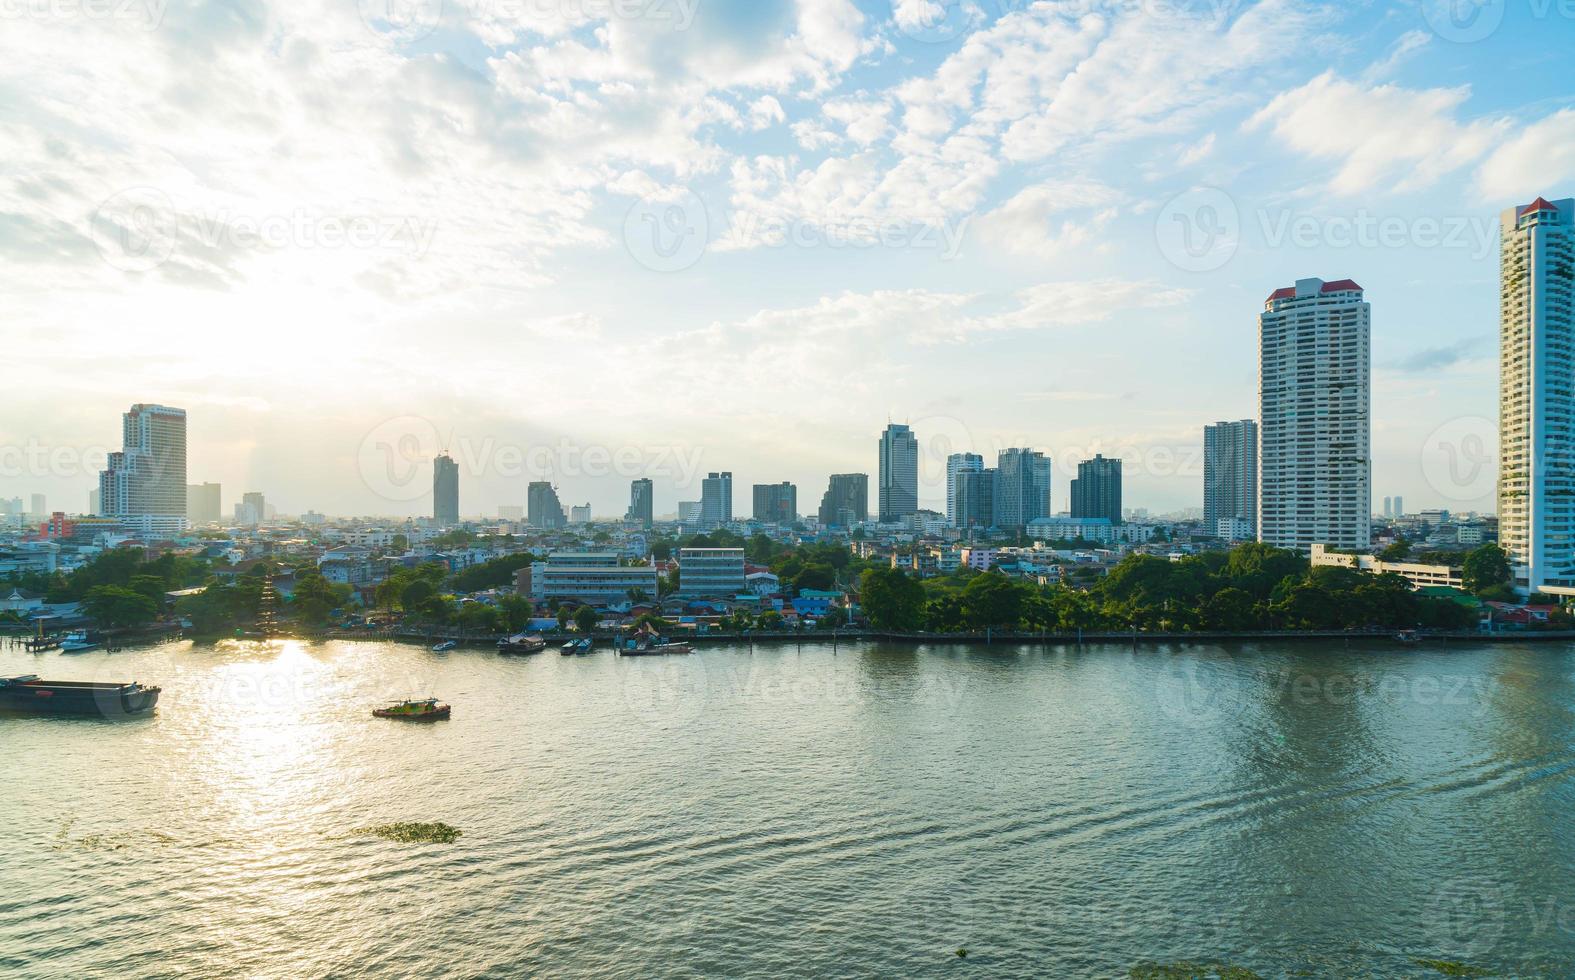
[993,448,1051,531]
[818,473,869,527]
[1069,454,1122,524]
[752,482,797,524]
[1258,278,1371,552]
[1499,196,1575,592]
[1204,420,1257,538]
[528,481,566,529]
[946,452,983,527]
[878,423,918,523]
[433,452,459,526]
[954,467,996,530]
[29,493,45,517]
[700,471,733,527]
[99,403,187,537]
[1392,495,1403,519]
[186,482,222,525]
[627,478,654,527]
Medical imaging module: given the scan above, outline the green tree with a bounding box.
[859,567,925,630]
[1380,539,1412,560]
[961,572,1023,629]
[292,572,349,625]
[1462,544,1511,595]
[1200,587,1257,630]
[573,605,598,632]
[81,585,158,630]
[817,606,848,630]
[401,578,437,612]
[457,602,501,633]
[556,606,572,629]
[498,594,534,631]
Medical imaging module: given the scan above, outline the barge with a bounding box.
[0,675,160,718]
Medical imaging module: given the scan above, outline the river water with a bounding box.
[2,637,1573,978]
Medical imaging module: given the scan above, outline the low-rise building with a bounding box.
[526,551,659,606]
[1310,543,1463,590]
[679,548,745,596]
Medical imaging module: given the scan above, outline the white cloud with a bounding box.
[975,180,1123,256]
[1246,71,1508,194]
[1477,109,1575,202]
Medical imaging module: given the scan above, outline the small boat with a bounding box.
[372,697,450,720]
[620,627,693,656]
[60,631,99,654]
[1395,629,1421,645]
[561,637,594,655]
[0,675,160,717]
[431,640,456,652]
[498,633,547,655]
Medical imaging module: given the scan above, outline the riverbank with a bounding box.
[262,626,1575,647]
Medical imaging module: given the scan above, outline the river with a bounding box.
[2,637,1572,977]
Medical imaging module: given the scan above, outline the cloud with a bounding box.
[1477,109,1575,201]
[1388,337,1489,373]
[974,180,1123,256]
[1246,71,1508,194]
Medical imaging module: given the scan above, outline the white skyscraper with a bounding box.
[946,452,983,526]
[878,423,918,523]
[1258,278,1370,552]
[1499,196,1575,594]
[99,403,188,538]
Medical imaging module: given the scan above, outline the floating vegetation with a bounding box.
[1130,963,1264,980]
[50,819,178,852]
[350,821,462,844]
[1412,959,1496,978]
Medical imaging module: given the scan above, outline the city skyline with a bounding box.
[7,3,1571,518]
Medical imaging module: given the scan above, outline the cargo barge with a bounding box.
[0,675,161,718]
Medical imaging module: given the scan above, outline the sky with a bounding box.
[3,0,1573,520]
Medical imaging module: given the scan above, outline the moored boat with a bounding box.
[0,675,160,717]
[431,640,457,652]
[59,630,99,654]
[498,633,547,655]
[619,626,693,656]
[372,697,450,720]
[561,637,594,655]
